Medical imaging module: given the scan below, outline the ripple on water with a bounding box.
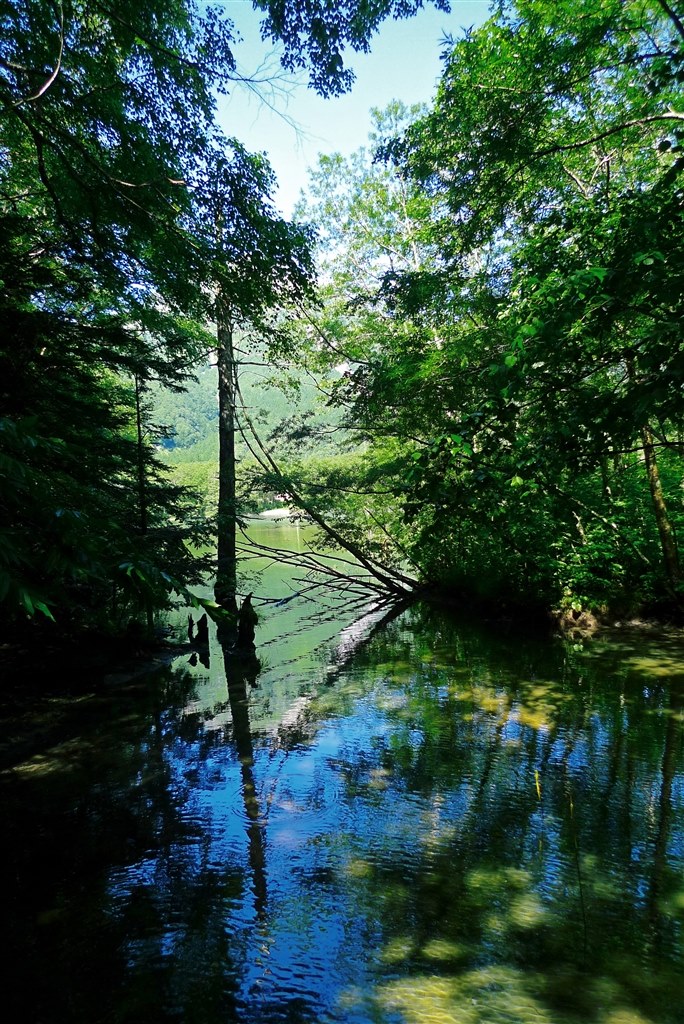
[6,597,684,1024]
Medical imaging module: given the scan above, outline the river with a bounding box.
[2,520,684,1024]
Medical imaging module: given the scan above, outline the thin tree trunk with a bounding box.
[215,291,238,616]
[641,424,680,593]
[135,374,153,633]
[135,374,148,535]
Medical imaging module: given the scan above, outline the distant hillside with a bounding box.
[150,358,348,513]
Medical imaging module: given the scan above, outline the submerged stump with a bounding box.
[237,593,258,652]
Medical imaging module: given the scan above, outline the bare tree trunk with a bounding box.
[135,374,153,634]
[134,374,148,535]
[641,424,680,593]
[215,292,238,617]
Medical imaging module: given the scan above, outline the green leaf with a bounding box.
[34,600,56,621]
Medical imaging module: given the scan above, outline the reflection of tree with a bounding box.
[4,607,684,1024]
[320,608,684,1024]
[647,686,683,956]
[219,633,268,920]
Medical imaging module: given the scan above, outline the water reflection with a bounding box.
[220,630,267,921]
[1,603,684,1024]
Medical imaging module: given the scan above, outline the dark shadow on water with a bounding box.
[0,666,248,1023]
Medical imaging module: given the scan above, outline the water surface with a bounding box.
[2,530,684,1024]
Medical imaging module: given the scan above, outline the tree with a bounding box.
[253,0,451,96]
[2,1,450,630]
[287,0,684,614]
[390,0,684,607]
[200,148,315,614]
[0,1,241,627]
[0,230,214,626]
[268,103,439,589]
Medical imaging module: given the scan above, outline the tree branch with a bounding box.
[535,112,684,157]
[234,378,419,594]
[12,2,64,108]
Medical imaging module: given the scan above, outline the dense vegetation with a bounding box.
[2,0,683,639]
[0,0,441,634]
[280,0,684,618]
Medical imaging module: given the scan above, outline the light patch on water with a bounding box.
[376,691,409,713]
[375,966,554,1024]
[603,1009,656,1024]
[624,655,684,680]
[344,857,374,879]
[514,705,552,731]
[579,854,622,901]
[467,866,531,895]
[10,737,99,777]
[380,935,416,963]
[273,695,312,733]
[471,686,504,715]
[367,767,391,790]
[272,828,304,849]
[422,938,465,961]
[509,892,548,929]
[665,889,684,912]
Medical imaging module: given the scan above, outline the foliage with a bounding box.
[254,0,450,96]
[0,236,213,628]
[291,4,684,615]
[0,6,267,629]
[2,1,450,631]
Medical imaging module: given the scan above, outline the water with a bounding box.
[2,524,684,1024]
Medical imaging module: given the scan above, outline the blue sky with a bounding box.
[212,1,491,215]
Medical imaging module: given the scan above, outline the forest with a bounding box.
[4,7,684,1022]
[2,0,684,643]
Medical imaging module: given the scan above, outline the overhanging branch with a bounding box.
[233,376,420,595]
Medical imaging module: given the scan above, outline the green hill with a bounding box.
[151,358,347,514]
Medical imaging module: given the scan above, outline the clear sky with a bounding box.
[211,1,491,216]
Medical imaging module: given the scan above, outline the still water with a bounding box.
[2,522,684,1024]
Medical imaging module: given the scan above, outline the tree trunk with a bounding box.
[215,292,238,616]
[641,424,680,593]
[134,375,148,535]
[134,374,153,633]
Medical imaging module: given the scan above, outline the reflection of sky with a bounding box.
[88,600,684,1023]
